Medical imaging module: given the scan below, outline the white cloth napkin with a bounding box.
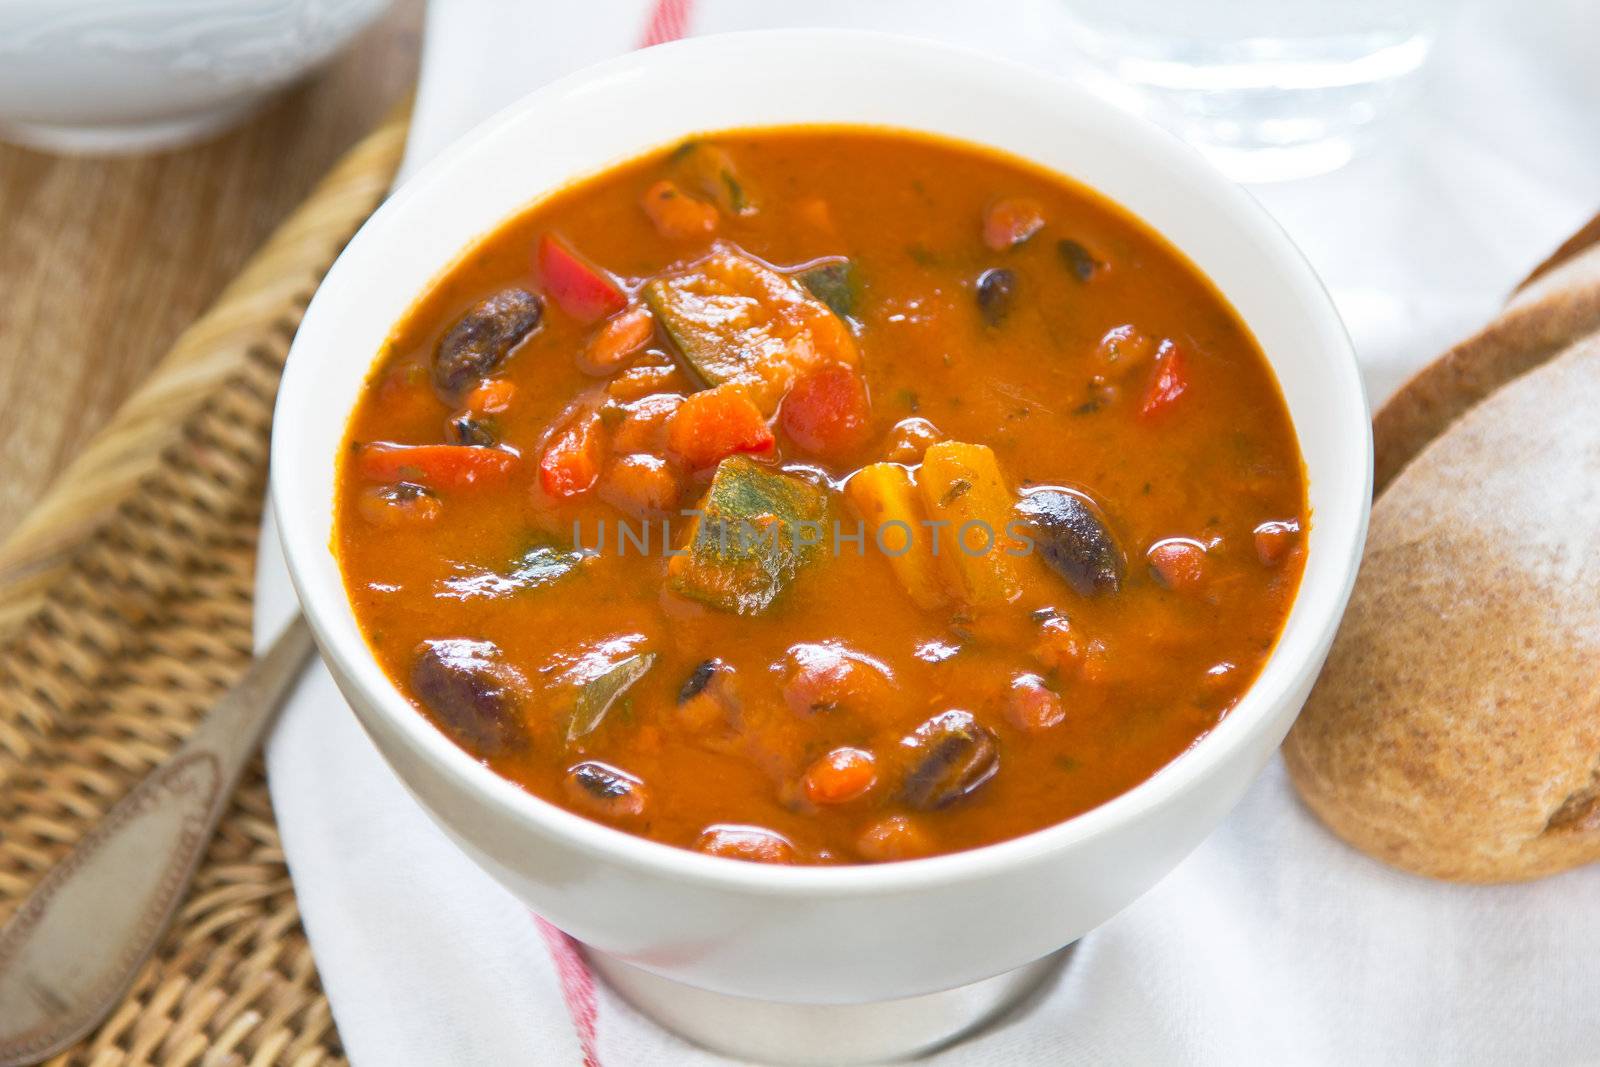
[255,1,1600,1062]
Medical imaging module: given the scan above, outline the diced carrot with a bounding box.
[537,234,627,323]
[1139,340,1188,417]
[982,197,1045,251]
[801,747,877,805]
[466,378,517,414]
[640,179,719,240]
[779,363,872,461]
[581,305,655,375]
[1254,520,1301,567]
[665,384,774,470]
[539,409,606,498]
[356,442,519,491]
[1147,538,1208,591]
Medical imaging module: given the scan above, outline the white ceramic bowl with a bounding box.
[0,0,390,154]
[271,30,1370,1063]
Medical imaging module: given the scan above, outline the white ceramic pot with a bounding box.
[271,31,1371,1064]
[0,0,390,154]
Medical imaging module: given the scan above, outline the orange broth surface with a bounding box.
[334,127,1308,865]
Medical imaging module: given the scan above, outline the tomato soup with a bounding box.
[334,128,1307,864]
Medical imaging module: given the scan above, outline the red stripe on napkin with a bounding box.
[639,0,693,47]
[536,917,603,1067]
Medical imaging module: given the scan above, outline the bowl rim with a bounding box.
[271,27,1372,899]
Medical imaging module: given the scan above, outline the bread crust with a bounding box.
[1373,239,1600,494]
[1286,334,1600,881]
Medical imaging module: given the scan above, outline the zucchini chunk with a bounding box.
[671,142,755,216]
[918,441,1022,607]
[668,455,831,615]
[437,537,589,600]
[798,259,861,319]
[642,246,859,414]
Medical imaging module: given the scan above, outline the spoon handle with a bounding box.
[0,615,315,1067]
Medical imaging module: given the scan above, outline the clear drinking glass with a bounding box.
[1061,0,1446,182]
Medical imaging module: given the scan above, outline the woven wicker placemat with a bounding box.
[0,110,407,1067]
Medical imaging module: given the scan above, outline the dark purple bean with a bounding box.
[975,268,1017,326]
[410,638,527,753]
[678,658,724,702]
[564,761,648,819]
[1057,239,1099,282]
[450,413,498,447]
[434,288,542,394]
[899,710,1000,810]
[1016,488,1125,597]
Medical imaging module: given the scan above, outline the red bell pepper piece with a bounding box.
[1139,340,1188,418]
[538,234,626,324]
[780,363,871,461]
[357,442,519,490]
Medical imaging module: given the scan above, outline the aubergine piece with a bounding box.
[568,651,657,742]
[899,710,1000,809]
[433,288,542,394]
[641,247,859,414]
[410,638,528,753]
[1016,488,1125,597]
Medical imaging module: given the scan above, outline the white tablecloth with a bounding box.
[254,1,1600,1062]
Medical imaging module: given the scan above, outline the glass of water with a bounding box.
[1061,0,1446,182]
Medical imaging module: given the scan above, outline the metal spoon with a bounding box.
[0,616,314,1067]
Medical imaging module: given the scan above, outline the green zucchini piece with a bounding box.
[568,651,656,742]
[798,259,861,319]
[669,455,831,615]
[671,141,754,216]
[508,541,588,589]
[642,248,859,414]
[439,537,588,600]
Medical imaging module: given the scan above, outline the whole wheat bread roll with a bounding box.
[1373,240,1600,493]
[1284,331,1600,882]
